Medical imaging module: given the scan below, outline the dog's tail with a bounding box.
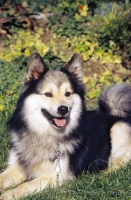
[98,83,131,117]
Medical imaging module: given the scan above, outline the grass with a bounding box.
[22,168,131,199]
[0,59,131,200]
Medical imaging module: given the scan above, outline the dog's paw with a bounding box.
[0,177,11,191]
[0,190,17,200]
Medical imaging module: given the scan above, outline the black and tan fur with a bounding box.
[0,53,131,200]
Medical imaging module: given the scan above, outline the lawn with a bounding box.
[0,0,131,199]
[21,168,131,199]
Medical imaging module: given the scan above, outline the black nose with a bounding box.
[58,106,68,116]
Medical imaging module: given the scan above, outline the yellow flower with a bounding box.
[0,104,5,111]
[24,48,31,57]
[79,5,88,17]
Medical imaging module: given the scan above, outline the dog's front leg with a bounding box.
[0,164,26,191]
[0,176,55,200]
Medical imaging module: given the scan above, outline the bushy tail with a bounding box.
[98,83,131,117]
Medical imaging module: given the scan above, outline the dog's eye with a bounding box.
[44,92,52,97]
[65,92,71,97]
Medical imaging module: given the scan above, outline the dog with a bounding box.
[1,52,131,199]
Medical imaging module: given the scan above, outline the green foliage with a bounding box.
[92,3,131,68]
[0,28,49,62]
[0,0,130,101]
[84,69,123,100]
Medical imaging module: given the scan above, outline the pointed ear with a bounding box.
[24,52,48,83]
[61,53,83,82]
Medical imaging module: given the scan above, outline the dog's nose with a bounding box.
[58,106,68,116]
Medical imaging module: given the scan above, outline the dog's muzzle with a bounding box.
[41,106,69,129]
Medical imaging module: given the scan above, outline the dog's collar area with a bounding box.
[41,109,67,128]
[55,141,61,186]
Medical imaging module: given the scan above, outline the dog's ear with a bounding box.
[24,52,48,83]
[61,53,83,82]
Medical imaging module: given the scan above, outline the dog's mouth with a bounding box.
[52,118,67,128]
[41,109,67,128]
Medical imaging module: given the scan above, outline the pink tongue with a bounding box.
[54,118,66,127]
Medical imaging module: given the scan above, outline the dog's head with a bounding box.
[21,53,85,131]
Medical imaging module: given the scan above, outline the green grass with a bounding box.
[21,168,131,199]
[0,59,131,200]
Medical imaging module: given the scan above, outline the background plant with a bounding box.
[93,3,131,69]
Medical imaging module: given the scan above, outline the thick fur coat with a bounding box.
[0,53,131,200]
